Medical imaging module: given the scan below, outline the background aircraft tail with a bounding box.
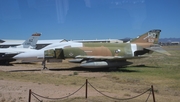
[17,33,41,48]
[130,29,161,45]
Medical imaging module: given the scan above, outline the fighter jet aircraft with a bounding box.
[0,33,41,65]
[12,39,123,67]
[43,29,170,68]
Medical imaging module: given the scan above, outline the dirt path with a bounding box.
[0,63,180,102]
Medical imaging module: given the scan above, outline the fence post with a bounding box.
[85,79,88,99]
[28,89,31,102]
[151,85,156,102]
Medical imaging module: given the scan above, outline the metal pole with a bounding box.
[28,89,31,102]
[151,85,156,102]
[85,79,88,99]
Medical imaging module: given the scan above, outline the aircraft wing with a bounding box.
[70,55,148,68]
[75,55,149,60]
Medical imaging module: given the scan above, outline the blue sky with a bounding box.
[0,0,180,40]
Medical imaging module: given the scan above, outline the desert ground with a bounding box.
[0,46,180,102]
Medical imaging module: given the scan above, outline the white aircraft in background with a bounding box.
[0,39,66,49]
[13,41,83,68]
[0,33,41,65]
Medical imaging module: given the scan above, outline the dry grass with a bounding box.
[0,45,180,102]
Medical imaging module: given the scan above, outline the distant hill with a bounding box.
[159,38,180,43]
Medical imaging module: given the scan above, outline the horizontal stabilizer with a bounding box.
[146,47,171,55]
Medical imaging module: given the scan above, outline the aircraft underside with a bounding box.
[0,53,17,65]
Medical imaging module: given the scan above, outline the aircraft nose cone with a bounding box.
[13,53,28,59]
[13,54,22,59]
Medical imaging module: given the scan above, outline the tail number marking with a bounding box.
[144,32,157,40]
[148,39,154,42]
[144,32,157,42]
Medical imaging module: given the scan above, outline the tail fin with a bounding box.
[16,33,41,48]
[130,29,161,45]
[131,29,170,55]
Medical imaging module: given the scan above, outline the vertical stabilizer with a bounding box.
[17,33,41,48]
[130,29,161,45]
[130,29,170,55]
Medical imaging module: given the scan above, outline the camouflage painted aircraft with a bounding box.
[44,29,170,68]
